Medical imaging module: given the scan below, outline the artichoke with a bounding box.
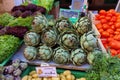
[24,46,37,60]
[59,29,79,50]
[32,13,48,33]
[53,47,70,64]
[55,17,73,33]
[37,45,53,61]
[74,16,92,35]
[71,48,86,66]
[24,31,40,46]
[41,27,57,47]
[19,62,28,70]
[87,48,102,64]
[80,31,98,53]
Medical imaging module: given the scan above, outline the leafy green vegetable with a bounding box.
[0,13,15,26]
[7,17,33,29]
[86,53,120,80]
[0,35,20,63]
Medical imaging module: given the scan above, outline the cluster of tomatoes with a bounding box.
[95,9,120,58]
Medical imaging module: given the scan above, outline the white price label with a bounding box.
[36,67,57,77]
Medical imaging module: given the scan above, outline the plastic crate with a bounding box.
[21,66,86,78]
[0,40,23,66]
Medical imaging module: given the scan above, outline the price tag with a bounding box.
[36,67,57,77]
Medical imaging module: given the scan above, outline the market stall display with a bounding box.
[21,13,104,71]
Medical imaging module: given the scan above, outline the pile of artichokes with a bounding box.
[23,13,102,66]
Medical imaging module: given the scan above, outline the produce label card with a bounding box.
[36,67,57,77]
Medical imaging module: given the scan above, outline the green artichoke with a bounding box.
[87,48,102,64]
[74,16,92,35]
[55,17,73,33]
[53,47,70,64]
[32,13,48,33]
[41,27,57,47]
[24,46,37,60]
[80,31,98,53]
[37,45,53,61]
[71,48,86,66]
[59,29,79,50]
[24,31,40,46]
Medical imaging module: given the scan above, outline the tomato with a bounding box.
[116,29,120,32]
[114,31,120,35]
[110,16,117,22]
[100,19,107,24]
[102,31,109,38]
[108,22,113,26]
[105,16,111,21]
[99,15,105,19]
[110,49,117,56]
[107,29,114,34]
[114,35,120,41]
[108,9,116,15]
[95,14,100,20]
[109,40,120,50]
[111,25,116,30]
[98,28,104,34]
[106,13,112,17]
[102,24,109,30]
[96,23,102,30]
[115,22,120,28]
[99,10,106,15]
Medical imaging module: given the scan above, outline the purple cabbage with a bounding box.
[26,4,37,12]
[36,6,46,14]
[0,25,3,29]
[6,26,28,39]
[11,5,26,12]
[12,10,22,17]
[21,10,32,18]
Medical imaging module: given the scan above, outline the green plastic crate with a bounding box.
[21,66,86,78]
[0,40,23,66]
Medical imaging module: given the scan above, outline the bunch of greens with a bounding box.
[7,17,33,29]
[86,53,120,80]
[0,13,15,26]
[0,35,20,63]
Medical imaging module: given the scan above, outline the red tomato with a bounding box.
[116,29,120,32]
[109,40,120,50]
[102,24,109,30]
[106,13,112,17]
[99,16,105,19]
[111,25,116,30]
[96,23,102,30]
[95,14,100,20]
[114,35,120,41]
[110,16,117,22]
[110,49,117,56]
[100,19,107,24]
[115,23,120,28]
[108,9,116,15]
[102,31,109,38]
[105,16,111,21]
[107,29,114,34]
[114,31,120,35]
[99,10,106,15]
[108,22,113,26]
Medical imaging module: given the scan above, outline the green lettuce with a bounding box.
[0,35,20,63]
[0,13,15,26]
